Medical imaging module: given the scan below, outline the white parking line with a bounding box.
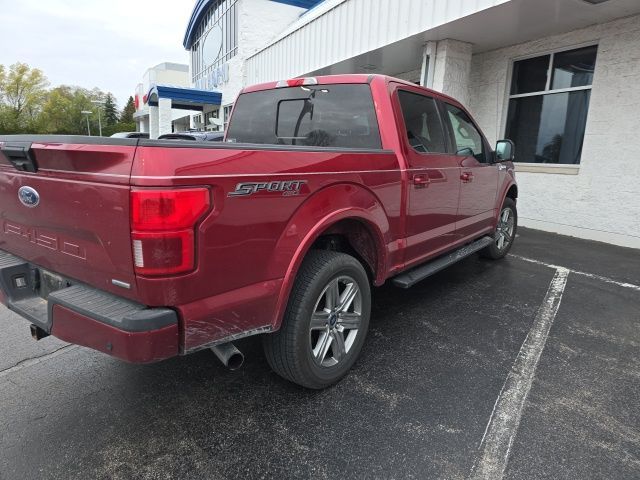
[510,254,640,292]
[469,267,570,480]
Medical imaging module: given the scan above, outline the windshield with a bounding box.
[226,84,382,149]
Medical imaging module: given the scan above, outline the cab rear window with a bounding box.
[226,84,382,149]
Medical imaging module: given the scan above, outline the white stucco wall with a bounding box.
[469,14,640,249]
[149,105,159,139]
[142,63,190,95]
[134,63,190,134]
[208,0,304,110]
[158,98,173,137]
[432,39,473,108]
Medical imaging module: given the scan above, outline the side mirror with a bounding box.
[495,139,515,162]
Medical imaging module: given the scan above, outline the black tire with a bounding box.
[263,250,371,389]
[481,197,518,260]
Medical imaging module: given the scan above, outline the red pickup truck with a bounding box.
[0,75,517,389]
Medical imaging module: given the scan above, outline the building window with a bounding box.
[193,114,203,130]
[203,110,217,131]
[505,45,597,165]
[191,0,238,85]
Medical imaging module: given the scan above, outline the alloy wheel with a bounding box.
[309,275,362,368]
[496,207,515,251]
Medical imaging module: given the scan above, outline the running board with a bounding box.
[392,236,494,289]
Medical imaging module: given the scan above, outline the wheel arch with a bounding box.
[495,181,518,221]
[491,180,517,230]
[268,183,390,331]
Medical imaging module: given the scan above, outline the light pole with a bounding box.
[81,110,92,136]
[91,100,105,136]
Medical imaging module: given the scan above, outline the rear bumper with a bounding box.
[0,249,179,363]
[51,305,178,363]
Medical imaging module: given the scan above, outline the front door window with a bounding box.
[445,104,486,163]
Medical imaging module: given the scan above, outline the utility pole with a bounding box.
[81,110,92,136]
[91,100,105,136]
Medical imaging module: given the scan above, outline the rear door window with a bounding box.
[397,90,447,154]
[226,84,382,149]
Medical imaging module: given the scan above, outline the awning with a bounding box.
[269,0,324,8]
[145,84,222,111]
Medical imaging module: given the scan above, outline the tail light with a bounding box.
[130,188,211,276]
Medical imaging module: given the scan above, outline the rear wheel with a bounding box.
[481,197,517,259]
[263,250,371,389]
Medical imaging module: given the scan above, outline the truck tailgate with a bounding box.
[0,136,139,300]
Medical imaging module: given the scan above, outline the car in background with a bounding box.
[158,132,224,141]
[110,132,149,139]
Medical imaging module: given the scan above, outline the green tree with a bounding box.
[0,65,6,101]
[120,96,135,123]
[103,93,118,126]
[40,86,95,134]
[0,65,7,132]
[0,62,48,133]
[0,62,129,136]
[102,121,136,137]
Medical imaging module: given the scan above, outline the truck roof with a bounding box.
[240,74,461,105]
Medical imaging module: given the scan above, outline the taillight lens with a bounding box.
[130,188,210,276]
[131,188,210,231]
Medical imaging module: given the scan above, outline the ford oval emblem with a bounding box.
[18,186,40,208]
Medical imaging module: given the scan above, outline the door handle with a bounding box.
[412,174,430,188]
[461,172,474,183]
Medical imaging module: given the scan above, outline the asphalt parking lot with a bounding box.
[1,228,638,480]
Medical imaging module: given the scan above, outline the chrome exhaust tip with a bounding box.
[210,342,244,370]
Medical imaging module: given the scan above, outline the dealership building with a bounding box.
[133,62,196,135]
[141,0,640,247]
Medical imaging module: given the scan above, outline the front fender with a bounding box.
[496,165,517,214]
[499,178,517,203]
[268,183,390,330]
[490,175,518,232]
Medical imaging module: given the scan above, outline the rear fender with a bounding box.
[268,183,389,330]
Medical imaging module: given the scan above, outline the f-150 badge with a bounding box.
[229,180,307,197]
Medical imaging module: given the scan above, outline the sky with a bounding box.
[0,0,195,109]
